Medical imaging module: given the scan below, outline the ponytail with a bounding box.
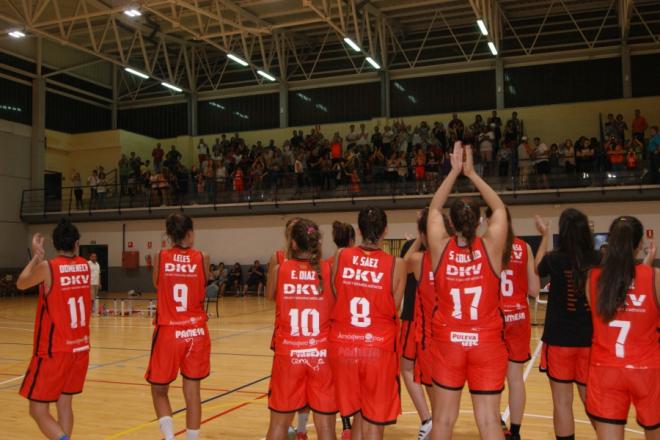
[596,216,643,322]
[450,198,480,247]
[289,219,324,293]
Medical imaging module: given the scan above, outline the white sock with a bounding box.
[186,429,200,440]
[296,411,309,433]
[159,416,175,440]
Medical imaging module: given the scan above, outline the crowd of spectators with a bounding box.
[71,108,660,208]
[205,260,265,297]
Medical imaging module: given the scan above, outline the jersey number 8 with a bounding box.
[350,297,371,328]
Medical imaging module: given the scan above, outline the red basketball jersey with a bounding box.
[276,250,285,265]
[33,256,91,356]
[501,238,529,317]
[415,251,435,348]
[330,246,397,349]
[273,259,334,355]
[156,247,207,326]
[433,237,503,344]
[589,265,660,368]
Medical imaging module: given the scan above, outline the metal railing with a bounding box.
[20,159,656,218]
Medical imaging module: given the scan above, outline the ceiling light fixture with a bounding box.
[8,30,26,39]
[124,67,149,79]
[365,56,381,69]
[124,9,141,17]
[477,19,488,36]
[257,70,276,82]
[488,41,498,56]
[227,53,249,67]
[161,82,183,92]
[343,37,361,52]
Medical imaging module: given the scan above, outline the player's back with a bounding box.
[34,255,91,356]
[501,237,529,316]
[156,247,206,326]
[589,264,660,368]
[274,259,333,354]
[330,246,397,349]
[434,237,503,342]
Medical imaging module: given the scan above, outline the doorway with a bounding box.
[79,245,109,292]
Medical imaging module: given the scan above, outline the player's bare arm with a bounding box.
[534,215,550,273]
[265,252,279,301]
[151,252,160,288]
[526,243,541,298]
[392,257,407,310]
[17,233,51,292]
[643,239,656,267]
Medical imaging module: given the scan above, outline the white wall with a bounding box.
[25,201,660,267]
[0,119,31,267]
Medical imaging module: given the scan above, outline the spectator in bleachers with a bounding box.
[533,137,550,188]
[118,155,130,195]
[469,114,486,138]
[606,137,626,172]
[517,136,532,188]
[96,171,107,208]
[549,143,562,175]
[448,113,464,141]
[152,143,164,172]
[87,169,98,209]
[71,169,83,209]
[488,110,502,148]
[166,145,181,170]
[242,260,265,296]
[497,141,513,177]
[507,111,522,141]
[382,125,394,157]
[647,126,660,158]
[432,121,447,148]
[346,124,360,146]
[626,145,638,170]
[615,114,628,143]
[576,137,595,173]
[227,262,243,295]
[631,109,648,144]
[604,113,617,140]
[197,138,209,165]
[560,139,576,174]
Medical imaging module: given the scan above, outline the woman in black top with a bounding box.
[536,208,600,440]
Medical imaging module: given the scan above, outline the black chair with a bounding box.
[205,283,220,318]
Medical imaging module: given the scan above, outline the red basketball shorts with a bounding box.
[399,320,417,360]
[20,351,89,402]
[587,365,660,430]
[432,338,507,393]
[414,341,433,387]
[145,325,211,385]
[268,350,337,414]
[330,344,401,425]
[503,315,531,363]
[539,344,590,386]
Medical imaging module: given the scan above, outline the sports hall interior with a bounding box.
[1,0,659,438]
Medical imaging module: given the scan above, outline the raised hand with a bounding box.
[534,215,550,235]
[450,141,463,174]
[463,143,475,177]
[31,233,45,261]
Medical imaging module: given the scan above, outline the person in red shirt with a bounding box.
[427,141,509,439]
[266,219,337,439]
[146,213,210,440]
[152,143,165,172]
[330,206,406,438]
[485,208,541,440]
[586,216,659,438]
[631,109,648,144]
[17,219,91,440]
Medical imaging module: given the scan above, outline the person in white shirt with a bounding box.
[357,123,370,147]
[346,124,360,145]
[88,253,101,314]
[532,137,550,188]
[197,139,209,165]
[517,136,532,188]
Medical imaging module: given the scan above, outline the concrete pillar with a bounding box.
[495,56,505,109]
[279,82,289,128]
[111,64,118,129]
[188,93,198,136]
[31,38,45,190]
[380,70,390,118]
[621,43,632,98]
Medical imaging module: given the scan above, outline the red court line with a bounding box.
[88,378,266,395]
[172,393,268,438]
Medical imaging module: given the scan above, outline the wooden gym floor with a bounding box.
[0,295,646,439]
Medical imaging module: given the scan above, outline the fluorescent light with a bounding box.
[365,56,381,69]
[161,82,182,92]
[124,67,149,79]
[477,19,488,36]
[8,30,26,39]
[343,37,361,52]
[124,9,141,17]
[257,70,276,81]
[227,53,249,67]
[488,41,498,56]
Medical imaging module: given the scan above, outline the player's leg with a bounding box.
[296,408,310,438]
[645,428,660,440]
[360,419,384,440]
[594,422,624,440]
[401,357,432,423]
[506,361,525,438]
[55,394,74,436]
[549,380,575,438]
[312,413,337,440]
[351,414,364,440]
[182,378,202,438]
[472,393,505,440]
[430,387,461,440]
[266,411,296,440]
[28,401,68,439]
[151,384,174,440]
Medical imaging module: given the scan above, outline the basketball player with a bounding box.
[266,219,337,440]
[485,208,541,440]
[586,217,659,439]
[427,141,509,439]
[145,213,210,440]
[535,209,600,440]
[17,219,91,440]
[330,206,406,439]
[400,208,432,439]
[328,220,356,440]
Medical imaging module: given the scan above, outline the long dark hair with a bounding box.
[450,198,480,246]
[289,219,323,292]
[596,216,643,322]
[166,213,193,245]
[332,221,355,248]
[358,206,387,244]
[485,206,514,268]
[557,208,595,295]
